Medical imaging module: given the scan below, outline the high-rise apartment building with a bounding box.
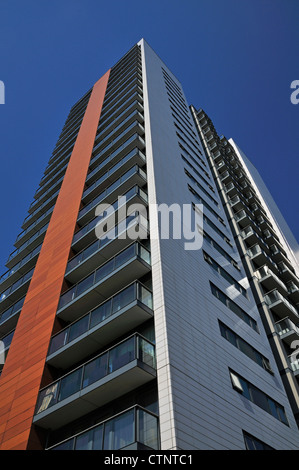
[0,39,299,451]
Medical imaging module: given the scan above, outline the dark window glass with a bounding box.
[58,368,82,402]
[90,299,112,328]
[76,274,93,297]
[75,429,93,450]
[68,315,89,343]
[250,387,269,413]
[52,438,74,450]
[243,432,274,450]
[108,337,135,373]
[103,410,135,450]
[83,353,108,388]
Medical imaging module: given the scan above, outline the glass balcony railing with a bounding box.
[30,173,64,213]
[89,131,144,173]
[5,242,41,279]
[264,289,299,318]
[23,187,60,226]
[78,165,146,221]
[84,148,145,200]
[58,243,151,312]
[0,296,25,325]
[97,92,143,140]
[36,333,156,415]
[234,209,253,225]
[36,159,68,200]
[49,281,153,356]
[21,201,54,234]
[247,244,278,270]
[16,217,49,247]
[47,406,159,450]
[8,222,48,263]
[93,109,143,155]
[96,98,143,142]
[92,120,143,158]
[72,185,147,245]
[0,266,34,304]
[288,281,299,295]
[66,213,148,275]
[275,317,299,338]
[255,265,288,291]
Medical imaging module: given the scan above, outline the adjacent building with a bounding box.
[0,39,299,450]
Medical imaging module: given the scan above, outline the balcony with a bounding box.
[275,318,299,346]
[203,126,212,137]
[23,187,59,228]
[211,150,222,163]
[255,265,288,295]
[247,244,278,270]
[278,261,299,284]
[206,134,216,145]
[270,244,294,272]
[0,296,25,335]
[224,182,238,197]
[57,242,151,322]
[77,165,146,227]
[46,406,159,450]
[287,281,299,304]
[4,243,41,287]
[240,225,264,247]
[91,120,144,167]
[93,108,144,157]
[33,334,156,430]
[256,215,273,230]
[7,222,47,268]
[209,142,217,151]
[264,289,299,323]
[83,149,146,204]
[228,195,246,212]
[263,228,279,245]
[216,160,226,174]
[15,217,49,250]
[219,170,232,185]
[47,282,153,368]
[65,213,149,283]
[0,266,34,310]
[250,202,266,218]
[234,209,253,228]
[72,185,148,252]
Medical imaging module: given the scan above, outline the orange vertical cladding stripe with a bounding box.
[0,69,110,450]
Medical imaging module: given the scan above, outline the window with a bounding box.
[220,321,273,373]
[211,283,258,332]
[243,431,275,450]
[203,251,246,297]
[194,204,232,245]
[186,170,219,206]
[203,231,240,270]
[183,158,214,192]
[229,370,288,425]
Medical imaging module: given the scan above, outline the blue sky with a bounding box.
[0,0,298,274]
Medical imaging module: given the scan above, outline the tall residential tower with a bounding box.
[0,39,299,450]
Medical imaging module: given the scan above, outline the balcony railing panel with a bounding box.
[47,406,159,451]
